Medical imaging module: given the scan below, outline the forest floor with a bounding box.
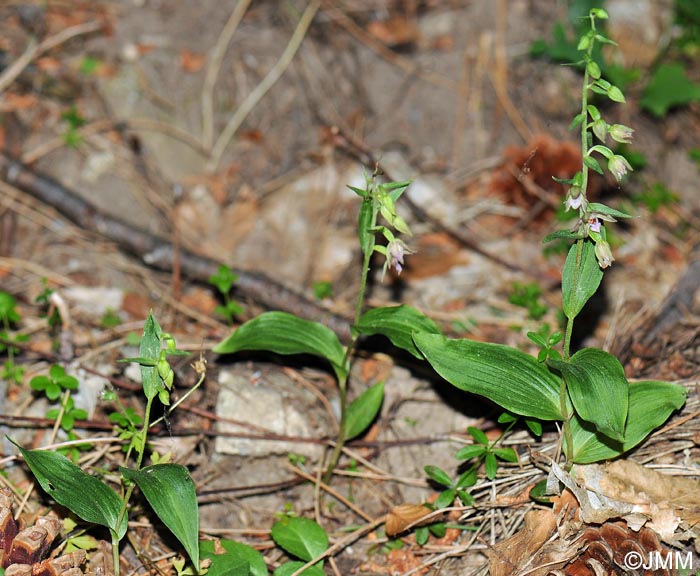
[1,1,700,575]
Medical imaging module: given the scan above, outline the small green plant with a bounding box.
[508,281,548,320]
[414,9,685,466]
[209,264,244,324]
[270,514,329,575]
[0,291,28,385]
[214,171,437,483]
[12,313,203,575]
[61,107,87,148]
[312,280,334,300]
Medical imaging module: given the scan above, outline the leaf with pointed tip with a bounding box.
[413,333,563,420]
[549,348,628,441]
[200,540,267,576]
[271,516,328,562]
[12,440,126,539]
[213,312,347,381]
[356,305,440,358]
[562,241,603,320]
[345,381,384,440]
[567,380,686,463]
[121,464,199,568]
[587,202,634,219]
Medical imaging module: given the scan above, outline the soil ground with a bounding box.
[1,1,699,575]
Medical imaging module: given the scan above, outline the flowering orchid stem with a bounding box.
[324,195,379,484]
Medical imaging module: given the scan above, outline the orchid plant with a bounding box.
[215,9,685,477]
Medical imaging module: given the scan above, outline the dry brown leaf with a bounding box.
[488,508,558,576]
[367,16,418,48]
[385,504,435,537]
[180,49,205,73]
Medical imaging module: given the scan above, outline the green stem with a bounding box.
[111,529,121,576]
[323,195,379,483]
[560,377,574,467]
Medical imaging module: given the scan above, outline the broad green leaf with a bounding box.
[140,312,163,401]
[200,539,267,576]
[12,441,126,539]
[120,464,199,567]
[567,380,686,463]
[271,516,328,562]
[274,561,325,576]
[356,305,440,358]
[344,381,384,440]
[562,241,603,320]
[641,63,700,117]
[213,312,347,381]
[414,333,563,420]
[424,465,452,487]
[549,349,628,441]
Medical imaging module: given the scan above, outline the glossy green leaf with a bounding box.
[562,241,603,320]
[271,516,328,562]
[12,441,126,539]
[120,464,199,567]
[344,381,384,440]
[549,349,628,441]
[139,312,163,400]
[484,453,498,480]
[200,539,267,576]
[356,305,441,359]
[424,465,452,487]
[413,333,563,420]
[274,561,325,576]
[567,380,686,463]
[468,426,488,446]
[454,445,486,461]
[213,312,347,381]
[433,489,455,509]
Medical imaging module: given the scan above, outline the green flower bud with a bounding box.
[594,240,614,268]
[608,124,634,144]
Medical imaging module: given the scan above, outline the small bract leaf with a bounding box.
[139,312,163,401]
[120,464,199,568]
[567,380,686,463]
[584,156,604,175]
[12,440,126,538]
[271,516,328,562]
[549,349,628,441]
[344,381,384,440]
[213,312,347,381]
[413,333,564,420]
[356,305,440,359]
[587,202,635,219]
[200,539,267,576]
[543,229,583,243]
[562,241,603,320]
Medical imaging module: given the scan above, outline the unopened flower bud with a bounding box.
[592,119,608,142]
[608,155,632,182]
[594,240,614,268]
[608,124,634,144]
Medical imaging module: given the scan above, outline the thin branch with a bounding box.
[201,0,253,149]
[0,20,103,94]
[207,0,321,172]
